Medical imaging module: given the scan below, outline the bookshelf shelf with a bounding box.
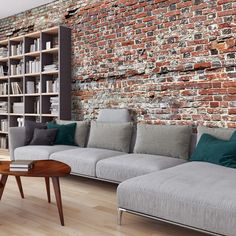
[0,25,71,149]
[25,93,40,96]
[42,71,59,75]
[42,48,58,54]
[9,75,24,79]
[9,55,23,60]
[0,57,8,62]
[25,72,41,77]
[0,76,8,80]
[25,51,40,57]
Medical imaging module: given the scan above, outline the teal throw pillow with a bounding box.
[47,122,77,146]
[190,132,236,168]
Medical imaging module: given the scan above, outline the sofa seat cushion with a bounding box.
[117,162,236,236]
[14,145,77,160]
[50,148,125,177]
[96,154,186,182]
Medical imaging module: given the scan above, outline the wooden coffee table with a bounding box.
[0,160,71,226]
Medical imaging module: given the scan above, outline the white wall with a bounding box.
[0,0,55,19]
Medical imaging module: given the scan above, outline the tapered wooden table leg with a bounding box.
[15,176,24,199]
[45,177,51,203]
[52,176,64,226]
[0,174,8,200]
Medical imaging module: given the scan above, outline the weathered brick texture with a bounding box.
[0,0,236,127]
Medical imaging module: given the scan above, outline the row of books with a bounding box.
[46,79,59,93]
[11,82,22,94]
[50,96,59,115]
[25,58,40,74]
[10,60,23,75]
[10,160,34,172]
[0,101,7,113]
[0,47,8,58]
[0,83,8,95]
[30,38,40,52]
[0,136,7,149]
[0,119,8,132]
[0,65,8,76]
[11,43,24,56]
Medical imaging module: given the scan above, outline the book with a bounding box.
[10,167,31,172]
[10,160,34,168]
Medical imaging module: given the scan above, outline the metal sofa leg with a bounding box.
[117,208,124,225]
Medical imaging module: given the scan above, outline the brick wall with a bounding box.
[0,0,236,127]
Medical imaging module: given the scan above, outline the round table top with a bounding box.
[0,160,71,177]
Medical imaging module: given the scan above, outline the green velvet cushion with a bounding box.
[190,132,236,168]
[47,122,77,146]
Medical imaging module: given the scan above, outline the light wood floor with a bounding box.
[0,169,208,236]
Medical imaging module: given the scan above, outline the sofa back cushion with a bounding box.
[87,121,133,152]
[56,120,90,147]
[134,124,192,160]
[197,126,236,143]
[97,109,131,123]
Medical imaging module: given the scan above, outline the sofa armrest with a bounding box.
[9,127,26,160]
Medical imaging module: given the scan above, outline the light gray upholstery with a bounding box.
[197,126,236,143]
[50,147,125,177]
[134,124,192,160]
[87,121,133,153]
[56,120,90,147]
[14,145,77,160]
[96,153,186,182]
[9,127,26,160]
[117,162,236,236]
[97,109,131,122]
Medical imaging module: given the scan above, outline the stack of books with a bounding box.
[50,96,59,115]
[0,47,8,58]
[43,63,58,72]
[10,160,34,172]
[0,101,8,113]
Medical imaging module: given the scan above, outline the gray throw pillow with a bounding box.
[29,128,58,145]
[25,120,46,145]
[56,120,90,147]
[197,126,236,144]
[87,121,133,153]
[134,124,192,160]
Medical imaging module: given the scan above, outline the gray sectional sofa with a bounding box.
[8,109,236,236]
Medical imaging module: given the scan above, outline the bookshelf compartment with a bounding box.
[25,76,40,94]
[42,74,59,94]
[0,61,8,77]
[25,96,40,114]
[9,39,24,57]
[9,115,23,127]
[10,77,23,95]
[0,133,8,149]
[41,30,58,51]
[42,53,58,73]
[42,96,59,116]
[10,96,24,114]
[24,36,41,54]
[9,58,24,76]
[25,56,40,74]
